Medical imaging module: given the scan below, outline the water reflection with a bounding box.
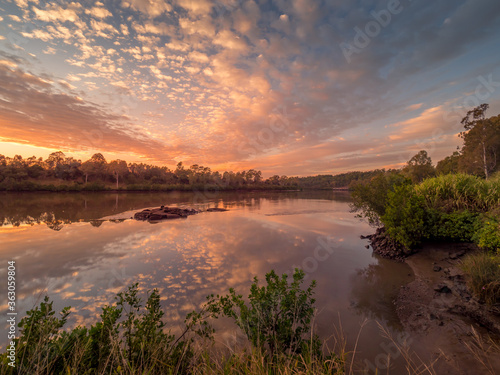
[350,257,414,330]
[0,190,351,229]
[0,191,411,368]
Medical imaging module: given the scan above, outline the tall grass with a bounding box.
[460,252,500,306]
[415,174,500,212]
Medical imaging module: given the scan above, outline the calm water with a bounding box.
[0,191,414,371]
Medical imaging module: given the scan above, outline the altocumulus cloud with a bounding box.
[0,0,499,174]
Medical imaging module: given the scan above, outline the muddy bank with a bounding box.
[392,243,500,374]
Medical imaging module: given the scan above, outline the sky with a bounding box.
[0,0,500,177]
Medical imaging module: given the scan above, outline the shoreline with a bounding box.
[0,187,304,193]
[364,234,500,373]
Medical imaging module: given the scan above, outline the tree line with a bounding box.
[0,153,299,191]
[1,104,498,191]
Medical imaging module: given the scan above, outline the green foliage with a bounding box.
[1,296,71,374]
[458,104,500,179]
[460,252,500,306]
[381,184,426,250]
[355,172,500,256]
[350,171,410,226]
[427,210,480,242]
[402,150,435,183]
[436,151,461,175]
[415,173,500,212]
[1,285,210,375]
[473,212,500,253]
[216,269,319,359]
[0,273,331,374]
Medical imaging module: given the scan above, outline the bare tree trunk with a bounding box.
[483,141,489,179]
[482,120,489,179]
[116,173,119,189]
[85,174,88,183]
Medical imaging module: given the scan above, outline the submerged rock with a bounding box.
[134,205,228,222]
[134,206,198,221]
[206,207,228,212]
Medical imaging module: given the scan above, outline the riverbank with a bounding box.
[0,180,301,192]
[364,239,500,374]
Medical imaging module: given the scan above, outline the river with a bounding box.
[0,190,415,373]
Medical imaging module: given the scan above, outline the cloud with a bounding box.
[176,0,213,16]
[0,64,174,162]
[33,4,80,23]
[8,15,22,22]
[1,0,499,175]
[86,6,112,19]
[132,20,174,35]
[122,0,172,17]
[90,19,118,38]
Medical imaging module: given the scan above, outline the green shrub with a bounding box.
[350,172,410,226]
[0,272,330,374]
[0,285,213,375]
[461,253,500,305]
[427,210,480,242]
[216,269,319,359]
[473,213,500,253]
[381,184,426,249]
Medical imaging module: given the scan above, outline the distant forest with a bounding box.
[0,151,387,192]
[1,104,499,192]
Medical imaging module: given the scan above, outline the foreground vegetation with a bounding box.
[0,270,348,375]
[3,270,499,375]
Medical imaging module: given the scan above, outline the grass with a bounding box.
[415,174,500,212]
[460,252,500,306]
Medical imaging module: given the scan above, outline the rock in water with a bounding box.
[206,207,228,212]
[134,206,198,221]
[134,205,226,222]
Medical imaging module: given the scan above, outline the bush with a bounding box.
[350,171,410,226]
[0,284,213,375]
[427,210,480,242]
[381,184,426,249]
[460,252,500,305]
[0,272,332,374]
[473,212,500,253]
[216,269,319,358]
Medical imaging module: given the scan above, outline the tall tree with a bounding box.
[402,150,435,183]
[45,151,66,175]
[460,104,500,179]
[108,160,128,189]
[81,153,108,183]
[436,151,461,175]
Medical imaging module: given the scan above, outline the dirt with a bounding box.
[393,242,500,374]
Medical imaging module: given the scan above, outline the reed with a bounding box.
[460,252,500,306]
